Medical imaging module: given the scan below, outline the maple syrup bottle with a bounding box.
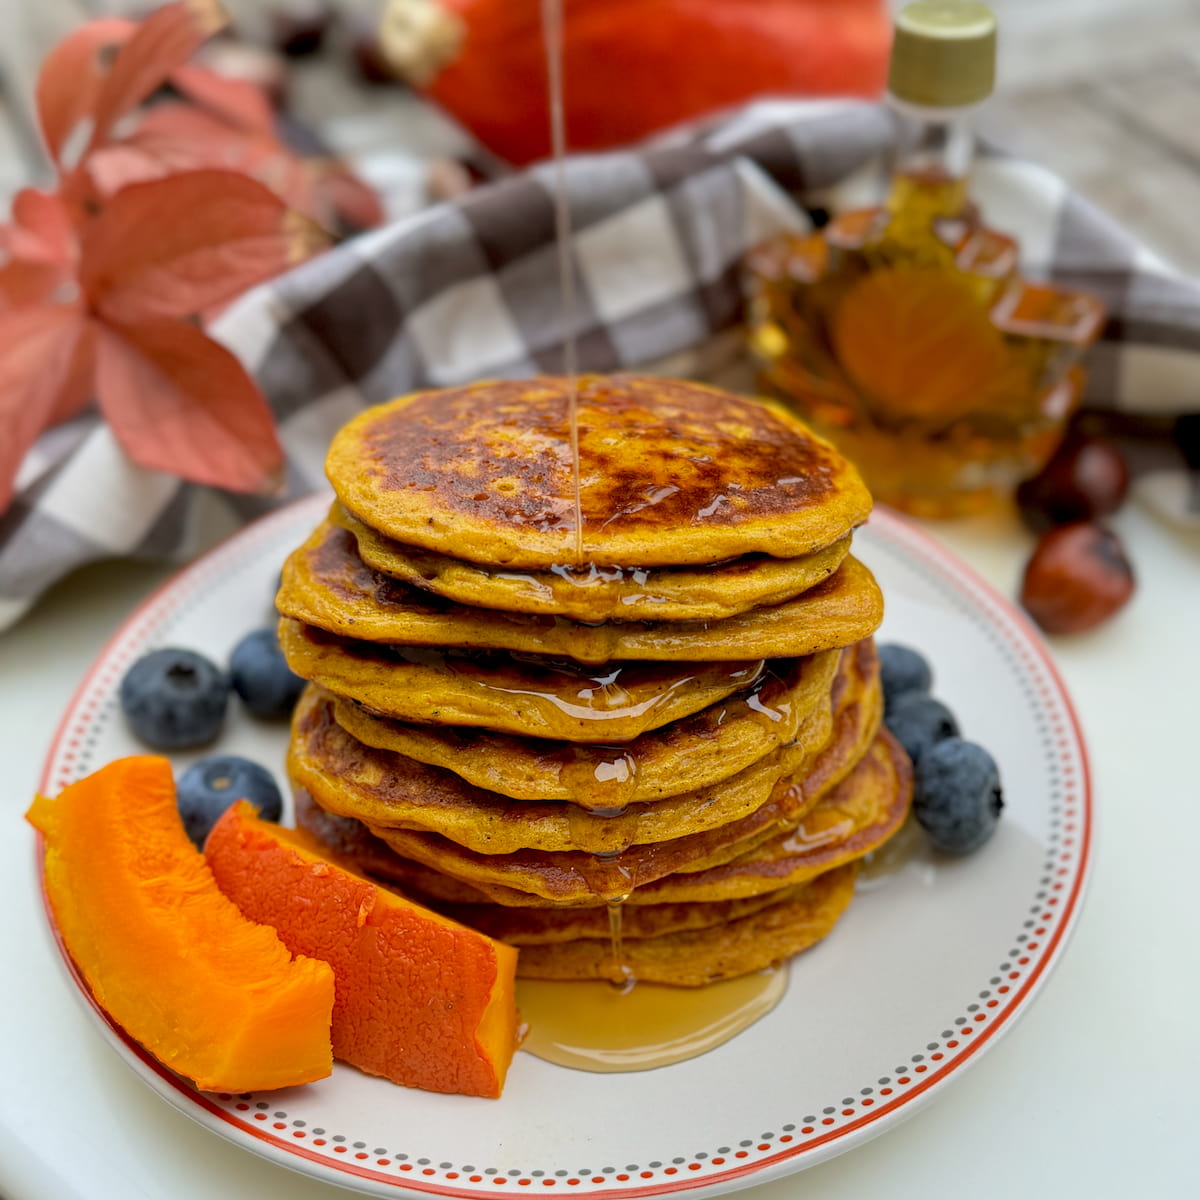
[745,1,1105,518]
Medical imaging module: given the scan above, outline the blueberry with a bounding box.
[913,738,1004,854]
[176,755,283,848]
[886,692,959,765]
[878,643,933,714]
[119,648,229,749]
[230,628,304,719]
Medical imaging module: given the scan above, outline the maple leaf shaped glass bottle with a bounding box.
[745,0,1105,518]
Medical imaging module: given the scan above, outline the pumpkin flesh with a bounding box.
[26,756,335,1092]
[205,800,521,1098]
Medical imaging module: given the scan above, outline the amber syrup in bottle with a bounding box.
[744,1,1104,517]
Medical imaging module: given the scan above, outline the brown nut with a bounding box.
[270,2,334,58]
[350,18,401,84]
[1020,522,1135,635]
[1016,434,1130,534]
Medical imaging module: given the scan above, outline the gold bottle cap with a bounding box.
[888,1,997,109]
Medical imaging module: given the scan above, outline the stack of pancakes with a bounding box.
[277,375,912,987]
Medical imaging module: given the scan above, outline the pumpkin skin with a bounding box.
[205,800,521,1098]
[26,757,335,1093]
[420,0,891,164]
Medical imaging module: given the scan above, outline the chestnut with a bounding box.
[270,3,334,58]
[1020,522,1135,635]
[1016,434,1129,534]
[350,18,400,84]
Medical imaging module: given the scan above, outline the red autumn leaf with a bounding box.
[0,305,95,512]
[12,190,76,259]
[86,107,323,234]
[83,128,300,211]
[3,189,76,265]
[102,102,295,184]
[171,62,276,135]
[86,0,230,156]
[0,190,78,310]
[83,106,285,195]
[77,144,167,198]
[81,170,326,324]
[93,98,382,235]
[34,18,135,166]
[0,262,69,313]
[36,7,264,169]
[95,319,282,494]
[95,104,327,229]
[1,1,383,517]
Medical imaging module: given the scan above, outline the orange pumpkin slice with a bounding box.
[26,757,335,1092]
[205,801,521,1099]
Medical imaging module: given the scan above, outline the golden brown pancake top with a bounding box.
[327,375,873,567]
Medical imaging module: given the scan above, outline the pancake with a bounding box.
[633,729,913,904]
[279,795,811,943]
[300,658,882,905]
[281,374,897,988]
[326,375,873,568]
[332,503,852,622]
[278,618,765,741]
[287,681,834,855]
[292,706,895,913]
[278,522,883,665]
[511,865,859,986]
[288,790,864,986]
[434,885,811,945]
[330,646,847,809]
[293,787,456,893]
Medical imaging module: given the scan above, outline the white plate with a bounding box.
[34,494,1091,1199]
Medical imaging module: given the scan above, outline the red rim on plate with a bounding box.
[32,496,1093,1199]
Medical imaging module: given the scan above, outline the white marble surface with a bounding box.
[1,498,1197,1199]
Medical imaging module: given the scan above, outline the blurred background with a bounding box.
[0,0,1196,270]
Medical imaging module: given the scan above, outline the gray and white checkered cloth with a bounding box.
[2,99,1198,631]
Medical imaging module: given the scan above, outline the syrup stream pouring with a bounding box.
[541,0,584,567]
[540,0,628,982]
[518,4,789,1062]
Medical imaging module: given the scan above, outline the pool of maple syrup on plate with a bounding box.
[512,0,788,1073]
[517,969,789,1073]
